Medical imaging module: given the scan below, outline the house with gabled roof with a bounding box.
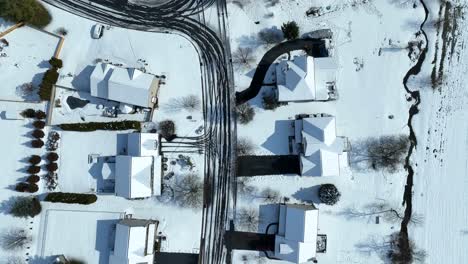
[274,204,319,263]
[292,115,348,176]
[115,133,162,199]
[275,55,337,102]
[109,218,158,264]
[90,62,160,108]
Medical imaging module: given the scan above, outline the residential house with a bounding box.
[109,218,158,264]
[90,63,160,108]
[292,115,348,176]
[275,55,337,102]
[274,204,319,264]
[115,133,162,199]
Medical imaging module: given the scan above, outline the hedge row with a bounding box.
[59,121,141,131]
[44,192,97,205]
[38,57,63,101]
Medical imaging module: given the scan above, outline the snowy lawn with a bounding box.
[36,209,123,263]
[0,25,60,101]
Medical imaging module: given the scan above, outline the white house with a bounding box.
[109,218,158,264]
[275,55,337,102]
[274,204,319,263]
[115,133,162,199]
[292,116,348,176]
[90,63,160,108]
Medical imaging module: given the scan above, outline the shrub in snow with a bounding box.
[236,103,255,124]
[44,192,97,205]
[258,27,284,45]
[32,129,45,139]
[45,172,58,191]
[59,121,141,131]
[46,152,59,162]
[31,139,44,148]
[49,57,63,68]
[173,174,203,209]
[9,196,41,218]
[42,69,59,84]
[281,21,300,40]
[33,120,45,129]
[35,110,46,120]
[38,81,53,101]
[236,207,261,232]
[262,92,282,110]
[27,175,40,183]
[15,182,38,193]
[318,184,341,205]
[55,27,68,36]
[0,228,32,251]
[236,137,255,156]
[179,95,201,112]
[46,131,60,151]
[20,108,35,118]
[28,155,41,165]
[0,0,51,28]
[27,166,40,174]
[158,120,176,141]
[46,163,58,172]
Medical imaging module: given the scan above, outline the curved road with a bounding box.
[40,0,236,263]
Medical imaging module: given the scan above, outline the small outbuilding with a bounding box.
[109,218,158,264]
[275,55,337,102]
[274,204,319,264]
[90,63,160,108]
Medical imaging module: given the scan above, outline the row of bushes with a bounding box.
[59,121,141,131]
[45,192,97,205]
[38,58,63,101]
[21,109,46,119]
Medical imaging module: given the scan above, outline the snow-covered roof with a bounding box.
[275,204,319,263]
[109,218,158,264]
[90,63,159,107]
[127,133,160,157]
[115,156,161,199]
[276,55,337,102]
[294,116,345,176]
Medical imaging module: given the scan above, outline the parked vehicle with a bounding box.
[92,24,105,39]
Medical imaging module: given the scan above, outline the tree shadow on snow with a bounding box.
[291,185,321,204]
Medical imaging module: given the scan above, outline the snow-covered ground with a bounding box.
[411,0,468,263]
[225,0,428,263]
[0,25,60,101]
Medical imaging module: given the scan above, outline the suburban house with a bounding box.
[275,55,337,102]
[109,218,158,264]
[90,62,160,108]
[274,204,319,263]
[291,115,348,176]
[115,133,162,199]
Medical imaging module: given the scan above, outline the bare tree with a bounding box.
[163,95,201,113]
[388,232,427,264]
[232,47,255,69]
[10,196,42,218]
[237,137,255,156]
[1,229,31,251]
[15,83,34,98]
[236,177,258,199]
[350,135,409,172]
[173,174,203,209]
[236,207,261,232]
[259,187,281,203]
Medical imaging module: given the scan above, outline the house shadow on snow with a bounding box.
[72,65,95,92]
[261,120,294,155]
[292,185,321,204]
[95,219,119,264]
[258,204,280,234]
